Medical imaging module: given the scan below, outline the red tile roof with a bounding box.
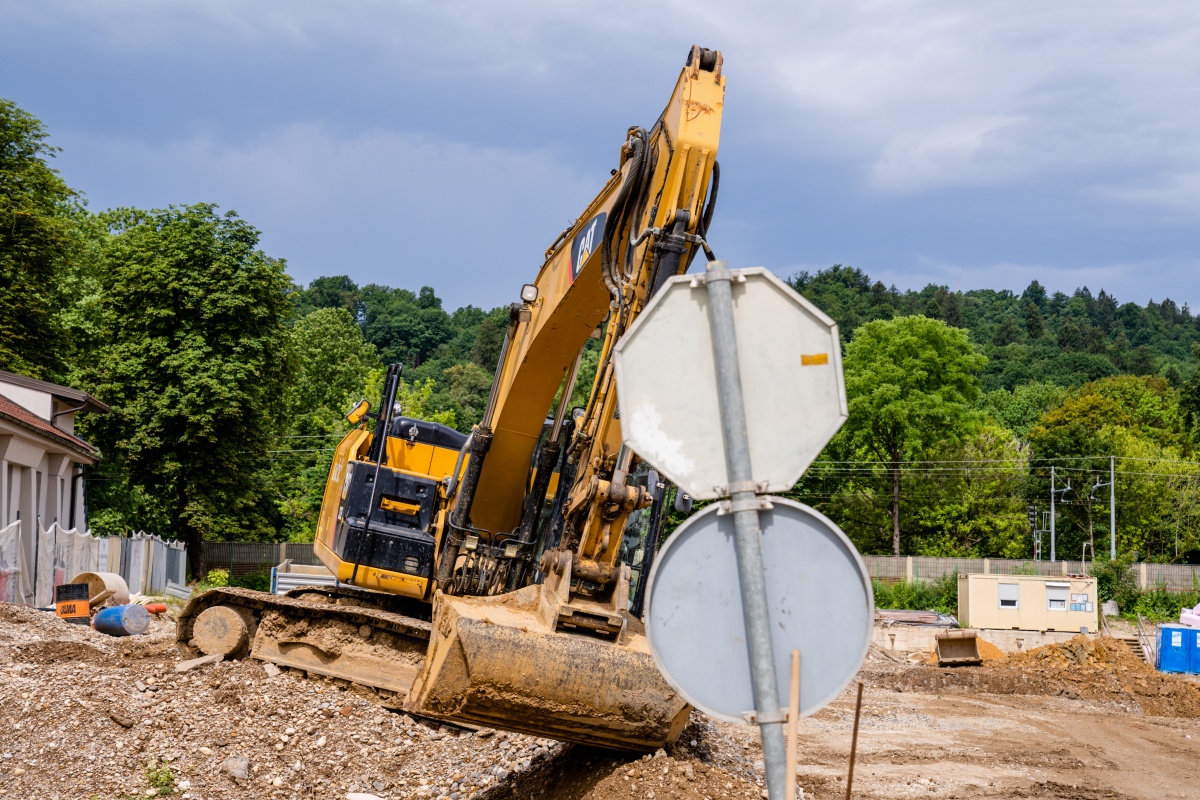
[0,394,99,458]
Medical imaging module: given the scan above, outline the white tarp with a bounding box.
[0,522,21,604]
[0,525,183,607]
[126,535,146,596]
[36,525,60,608]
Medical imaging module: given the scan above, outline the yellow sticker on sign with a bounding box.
[801,353,829,366]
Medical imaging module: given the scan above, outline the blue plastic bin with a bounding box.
[1157,625,1197,674]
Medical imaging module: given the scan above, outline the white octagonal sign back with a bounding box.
[613,268,847,500]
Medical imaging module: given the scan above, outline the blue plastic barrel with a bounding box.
[93,604,151,637]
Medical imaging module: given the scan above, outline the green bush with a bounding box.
[1130,587,1200,622]
[1090,553,1139,609]
[872,572,959,615]
[229,566,271,593]
[204,568,230,588]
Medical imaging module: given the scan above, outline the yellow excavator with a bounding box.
[178,45,724,751]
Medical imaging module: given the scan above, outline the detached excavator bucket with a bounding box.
[405,585,690,751]
[935,629,983,666]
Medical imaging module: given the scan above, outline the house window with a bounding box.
[998,583,1019,609]
[1046,583,1069,611]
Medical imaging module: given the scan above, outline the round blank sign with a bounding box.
[645,497,873,723]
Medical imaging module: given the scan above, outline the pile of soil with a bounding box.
[888,635,1200,718]
[994,635,1200,717]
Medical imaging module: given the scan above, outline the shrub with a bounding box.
[1130,587,1200,622]
[230,566,271,593]
[872,572,959,615]
[1090,553,1139,610]
[204,568,230,588]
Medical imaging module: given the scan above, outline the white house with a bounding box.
[0,369,108,536]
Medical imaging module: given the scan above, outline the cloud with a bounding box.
[7,0,1200,306]
[61,123,596,307]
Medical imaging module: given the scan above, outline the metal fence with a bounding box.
[204,543,1200,591]
[862,555,1200,591]
[203,541,320,577]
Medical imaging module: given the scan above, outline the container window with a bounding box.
[1046,583,1069,611]
[998,583,1019,609]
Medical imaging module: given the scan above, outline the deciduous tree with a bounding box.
[840,316,985,555]
[81,204,292,575]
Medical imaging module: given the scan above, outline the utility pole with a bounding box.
[1049,467,1071,563]
[1050,466,1056,563]
[1110,456,1117,559]
[1093,457,1117,559]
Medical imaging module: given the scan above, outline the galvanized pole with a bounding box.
[1109,456,1117,559]
[1049,466,1056,563]
[703,260,787,799]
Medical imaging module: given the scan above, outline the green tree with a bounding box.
[269,308,379,540]
[287,307,378,417]
[904,423,1030,557]
[1025,301,1046,339]
[0,99,87,380]
[443,362,493,430]
[840,316,986,555]
[978,382,1067,439]
[80,204,292,575]
[992,316,1022,346]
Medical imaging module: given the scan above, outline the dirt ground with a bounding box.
[1,602,1198,800]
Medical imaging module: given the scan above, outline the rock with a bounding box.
[198,747,213,756]
[262,662,282,678]
[316,736,327,747]
[109,710,135,728]
[175,654,223,673]
[221,755,251,780]
[13,768,25,776]
[135,680,147,692]
[345,794,385,800]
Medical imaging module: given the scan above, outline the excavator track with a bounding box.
[176,585,432,703]
[177,585,690,751]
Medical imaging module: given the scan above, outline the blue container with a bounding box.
[93,604,151,637]
[1192,628,1200,674]
[1157,625,1197,674]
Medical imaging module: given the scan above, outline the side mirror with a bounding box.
[346,399,371,425]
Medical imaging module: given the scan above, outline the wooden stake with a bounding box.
[845,681,864,800]
[786,649,800,800]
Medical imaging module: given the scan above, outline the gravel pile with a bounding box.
[0,602,772,800]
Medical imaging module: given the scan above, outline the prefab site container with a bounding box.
[957,573,1098,633]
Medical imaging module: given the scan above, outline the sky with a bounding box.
[3,1,1199,310]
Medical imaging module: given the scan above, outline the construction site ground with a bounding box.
[1,603,1198,800]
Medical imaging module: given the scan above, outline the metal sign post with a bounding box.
[615,259,870,800]
[703,259,788,799]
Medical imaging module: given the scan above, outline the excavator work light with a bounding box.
[345,399,370,425]
[520,284,539,303]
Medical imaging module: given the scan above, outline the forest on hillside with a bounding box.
[5,98,1200,565]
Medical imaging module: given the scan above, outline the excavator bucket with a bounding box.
[405,585,690,751]
[935,630,983,666]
